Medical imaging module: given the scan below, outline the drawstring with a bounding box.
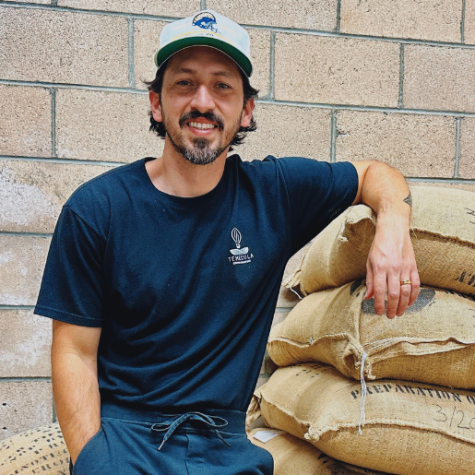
[151,412,230,451]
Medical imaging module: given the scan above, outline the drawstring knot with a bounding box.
[151,412,230,451]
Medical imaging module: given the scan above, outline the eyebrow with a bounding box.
[171,67,235,78]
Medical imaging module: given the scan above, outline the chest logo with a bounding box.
[229,228,254,265]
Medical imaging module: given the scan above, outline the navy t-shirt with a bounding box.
[35,155,358,413]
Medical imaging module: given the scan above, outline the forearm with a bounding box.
[351,161,419,317]
[52,328,101,463]
[358,161,411,222]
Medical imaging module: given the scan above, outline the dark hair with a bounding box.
[145,59,258,149]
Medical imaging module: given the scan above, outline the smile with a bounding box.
[188,122,218,130]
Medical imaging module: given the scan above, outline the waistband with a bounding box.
[101,402,246,434]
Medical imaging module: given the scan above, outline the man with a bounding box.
[34,10,420,475]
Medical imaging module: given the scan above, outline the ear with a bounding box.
[149,91,163,122]
[240,98,255,128]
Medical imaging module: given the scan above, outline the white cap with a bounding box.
[154,10,253,77]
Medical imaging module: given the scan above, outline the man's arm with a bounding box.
[51,320,102,464]
[351,161,420,319]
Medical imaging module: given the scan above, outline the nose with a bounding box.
[190,85,216,112]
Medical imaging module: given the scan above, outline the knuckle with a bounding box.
[374,285,385,295]
[388,291,400,299]
[401,287,411,297]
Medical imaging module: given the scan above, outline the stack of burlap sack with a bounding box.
[247,186,475,475]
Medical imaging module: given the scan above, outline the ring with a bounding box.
[400,280,412,286]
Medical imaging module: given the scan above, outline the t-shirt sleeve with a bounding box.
[277,158,359,255]
[34,205,105,327]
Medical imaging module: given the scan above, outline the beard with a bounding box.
[163,110,241,166]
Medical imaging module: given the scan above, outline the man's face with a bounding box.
[150,46,254,165]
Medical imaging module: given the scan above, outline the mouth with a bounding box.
[179,112,224,135]
[187,121,218,131]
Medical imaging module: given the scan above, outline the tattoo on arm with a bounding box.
[403,192,412,207]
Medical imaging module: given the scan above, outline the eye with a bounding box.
[176,80,192,86]
[216,82,231,89]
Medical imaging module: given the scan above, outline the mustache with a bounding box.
[179,111,224,130]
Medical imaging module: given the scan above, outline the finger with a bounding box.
[365,263,374,300]
[408,268,421,306]
[385,274,401,319]
[396,277,412,316]
[372,271,387,317]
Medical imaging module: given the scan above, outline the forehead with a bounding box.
[165,46,242,79]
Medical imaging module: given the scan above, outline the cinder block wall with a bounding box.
[1,0,475,440]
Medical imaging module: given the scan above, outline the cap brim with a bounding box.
[154,36,253,77]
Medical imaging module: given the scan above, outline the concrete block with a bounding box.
[56,89,161,162]
[134,20,167,90]
[335,110,456,178]
[464,0,475,44]
[275,34,399,107]
[134,22,270,98]
[0,86,51,157]
[0,235,50,306]
[0,381,53,441]
[58,0,201,16]
[248,30,271,99]
[0,160,112,234]
[0,7,128,87]
[207,0,338,30]
[238,104,332,162]
[0,310,51,378]
[459,118,475,179]
[404,45,475,112]
[340,0,462,43]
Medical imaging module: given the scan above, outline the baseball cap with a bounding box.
[154,10,253,77]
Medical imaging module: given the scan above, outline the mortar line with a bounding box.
[0,231,52,237]
[330,109,337,163]
[454,117,462,177]
[1,2,475,49]
[50,88,57,158]
[0,377,52,382]
[0,79,147,94]
[274,307,292,313]
[406,176,475,184]
[257,99,475,118]
[0,2,182,22]
[269,31,276,101]
[0,305,35,310]
[398,44,405,108]
[4,79,475,117]
[200,0,207,9]
[336,0,342,33]
[0,155,125,166]
[462,0,466,43]
[128,18,135,88]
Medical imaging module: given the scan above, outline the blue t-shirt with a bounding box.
[35,155,358,413]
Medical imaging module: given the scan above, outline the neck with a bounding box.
[145,137,228,198]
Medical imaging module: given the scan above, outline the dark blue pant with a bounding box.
[70,404,274,475]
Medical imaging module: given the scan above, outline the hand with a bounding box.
[364,216,420,319]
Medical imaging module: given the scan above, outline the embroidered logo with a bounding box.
[228,228,254,265]
[193,12,218,32]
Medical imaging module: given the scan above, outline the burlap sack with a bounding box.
[248,428,390,474]
[248,363,475,475]
[284,186,475,296]
[268,280,475,390]
[0,423,69,475]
